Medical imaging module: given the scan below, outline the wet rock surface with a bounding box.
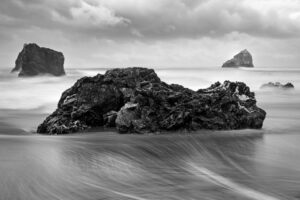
[261,82,294,89]
[222,49,254,68]
[37,67,266,134]
[12,43,65,77]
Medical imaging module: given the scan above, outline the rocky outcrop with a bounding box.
[222,49,254,68]
[261,82,294,89]
[12,43,65,77]
[37,67,266,134]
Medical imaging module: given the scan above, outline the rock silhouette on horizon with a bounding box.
[261,82,294,89]
[37,67,266,134]
[12,43,65,77]
[222,49,254,68]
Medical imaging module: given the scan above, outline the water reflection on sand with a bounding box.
[0,132,299,200]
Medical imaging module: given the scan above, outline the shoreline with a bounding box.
[1,128,264,140]
[0,107,264,139]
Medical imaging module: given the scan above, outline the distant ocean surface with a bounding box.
[0,67,300,199]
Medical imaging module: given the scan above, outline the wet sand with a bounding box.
[1,131,300,200]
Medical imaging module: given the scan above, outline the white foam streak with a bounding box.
[82,181,150,200]
[189,163,280,200]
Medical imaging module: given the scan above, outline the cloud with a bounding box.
[1,0,300,41]
[52,0,130,27]
[1,0,300,68]
[85,0,300,39]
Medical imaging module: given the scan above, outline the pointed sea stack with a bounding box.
[222,49,254,68]
[12,43,65,77]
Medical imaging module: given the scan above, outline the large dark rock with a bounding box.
[12,43,65,77]
[222,49,254,68]
[37,67,266,134]
[261,82,294,89]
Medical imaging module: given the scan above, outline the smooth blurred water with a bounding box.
[0,67,300,199]
[1,67,299,112]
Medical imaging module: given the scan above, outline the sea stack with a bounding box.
[12,43,65,77]
[261,82,294,89]
[222,49,254,68]
[37,67,266,135]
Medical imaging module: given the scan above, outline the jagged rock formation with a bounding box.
[37,67,266,134]
[261,82,294,89]
[222,49,254,68]
[12,43,65,77]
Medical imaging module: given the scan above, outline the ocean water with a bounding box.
[0,67,300,199]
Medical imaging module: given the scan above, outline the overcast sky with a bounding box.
[1,0,300,68]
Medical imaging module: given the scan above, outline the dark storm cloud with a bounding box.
[0,0,300,41]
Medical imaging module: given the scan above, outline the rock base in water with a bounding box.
[12,43,65,77]
[37,67,266,134]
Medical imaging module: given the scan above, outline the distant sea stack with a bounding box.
[222,49,254,68]
[37,67,266,135]
[11,43,65,77]
[261,82,294,89]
